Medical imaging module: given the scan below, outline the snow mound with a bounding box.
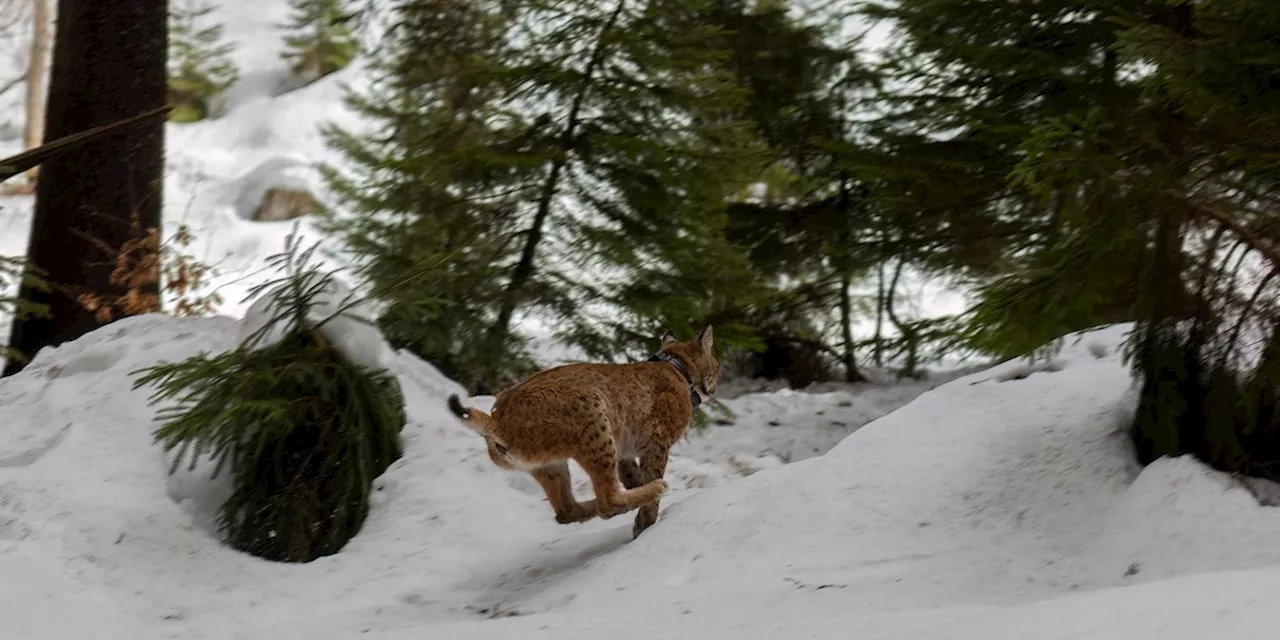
[487,324,1280,624]
[2,315,1280,638]
[1085,455,1280,586]
[237,274,392,372]
[1,308,921,637]
[227,156,320,221]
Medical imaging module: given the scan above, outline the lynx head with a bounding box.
[660,324,720,399]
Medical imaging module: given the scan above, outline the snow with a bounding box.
[237,268,392,372]
[3,2,1280,637]
[1,311,1280,639]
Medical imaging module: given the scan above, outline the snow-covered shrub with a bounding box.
[168,0,239,123]
[133,235,405,562]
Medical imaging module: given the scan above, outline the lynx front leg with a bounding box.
[530,463,596,524]
[632,445,671,538]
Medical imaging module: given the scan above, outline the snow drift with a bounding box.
[2,315,1280,639]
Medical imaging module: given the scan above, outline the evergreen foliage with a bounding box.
[860,0,1138,359]
[280,0,359,84]
[0,256,49,365]
[866,0,1280,479]
[168,0,239,122]
[322,0,764,391]
[134,238,406,562]
[1118,0,1280,478]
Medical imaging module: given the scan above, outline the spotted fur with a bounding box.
[448,326,720,538]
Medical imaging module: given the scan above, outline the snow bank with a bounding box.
[451,324,1280,629]
[1,0,1280,634]
[3,316,1280,639]
[0,309,922,637]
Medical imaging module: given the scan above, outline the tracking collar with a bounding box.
[649,351,702,409]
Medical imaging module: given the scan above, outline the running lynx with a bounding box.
[448,326,719,538]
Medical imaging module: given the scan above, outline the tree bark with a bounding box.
[884,259,919,379]
[839,273,865,383]
[22,0,49,184]
[4,0,167,377]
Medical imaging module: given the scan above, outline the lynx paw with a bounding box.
[632,512,657,539]
[597,504,626,520]
[554,501,597,524]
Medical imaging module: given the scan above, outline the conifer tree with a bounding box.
[702,0,879,383]
[136,237,405,563]
[861,0,1139,358]
[168,0,238,122]
[323,0,762,390]
[280,0,359,85]
[865,0,1280,479]
[1113,0,1280,475]
[5,0,168,377]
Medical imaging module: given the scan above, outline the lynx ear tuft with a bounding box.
[697,325,713,351]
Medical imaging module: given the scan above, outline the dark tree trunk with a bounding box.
[873,259,885,366]
[839,273,865,383]
[4,0,167,376]
[884,259,920,379]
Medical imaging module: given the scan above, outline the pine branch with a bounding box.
[1180,193,1280,271]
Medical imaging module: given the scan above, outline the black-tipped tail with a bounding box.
[447,394,470,420]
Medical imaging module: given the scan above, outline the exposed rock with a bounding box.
[231,156,322,222]
[252,187,317,222]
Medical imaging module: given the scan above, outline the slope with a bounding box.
[1,310,1279,639]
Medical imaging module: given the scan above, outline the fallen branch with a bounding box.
[0,104,173,182]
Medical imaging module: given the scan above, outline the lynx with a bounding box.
[448,326,720,538]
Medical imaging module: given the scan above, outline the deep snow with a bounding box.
[3,2,1280,638]
[3,312,1280,639]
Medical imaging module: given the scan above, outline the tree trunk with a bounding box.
[489,1,625,349]
[4,0,167,377]
[23,0,50,185]
[884,260,918,379]
[839,273,865,383]
[873,259,885,366]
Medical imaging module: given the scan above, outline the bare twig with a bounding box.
[0,74,22,98]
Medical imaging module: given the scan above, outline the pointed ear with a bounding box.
[661,330,677,345]
[697,324,713,351]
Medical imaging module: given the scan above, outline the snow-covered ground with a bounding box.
[4,307,1280,639]
[4,3,1280,638]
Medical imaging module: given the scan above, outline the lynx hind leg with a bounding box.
[530,463,596,525]
[618,457,644,489]
[632,446,671,538]
[576,437,666,520]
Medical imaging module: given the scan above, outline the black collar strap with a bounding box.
[649,351,702,409]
